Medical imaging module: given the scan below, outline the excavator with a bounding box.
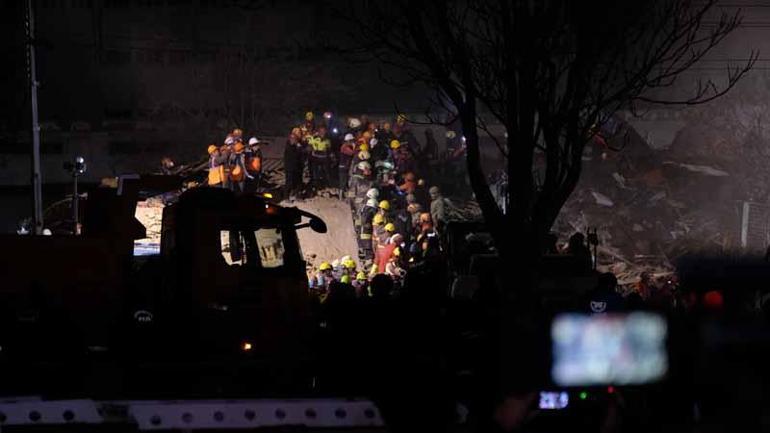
[0,175,384,430]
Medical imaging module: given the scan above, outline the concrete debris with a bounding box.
[663,161,729,177]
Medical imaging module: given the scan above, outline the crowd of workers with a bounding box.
[284,111,461,296]
[206,128,265,194]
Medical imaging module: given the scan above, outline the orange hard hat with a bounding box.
[207,144,218,155]
[234,142,245,153]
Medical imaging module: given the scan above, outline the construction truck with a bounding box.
[0,176,384,430]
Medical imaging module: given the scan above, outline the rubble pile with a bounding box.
[553,121,753,288]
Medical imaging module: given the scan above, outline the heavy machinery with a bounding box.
[0,177,385,430]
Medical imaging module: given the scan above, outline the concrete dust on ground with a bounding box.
[282,196,359,271]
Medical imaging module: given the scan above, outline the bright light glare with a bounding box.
[242,342,253,351]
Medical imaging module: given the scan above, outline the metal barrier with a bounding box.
[0,398,383,430]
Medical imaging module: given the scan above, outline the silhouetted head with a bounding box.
[370,274,394,299]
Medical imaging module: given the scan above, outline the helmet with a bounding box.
[373,214,385,225]
[343,258,356,269]
[207,144,218,155]
[340,275,352,284]
[362,131,372,140]
[384,222,396,233]
[390,140,401,149]
[369,138,378,147]
[356,271,367,281]
[349,117,361,128]
[378,200,390,211]
[366,198,377,207]
[396,113,407,125]
[406,193,416,204]
[357,150,370,160]
[392,247,401,257]
[419,212,432,223]
[319,262,332,271]
[359,143,370,152]
[234,142,245,153]
[248,137,259,145]
[404,172,416,181]
[305,111,314,121]
[340,255,352,262]
[344,133,355,141]
[445,130,457,139]
[429,186,441,195]
[232,128,243,136]
[356,161,371,172]
[225,136,235,145]
[331,259,340,269]
[366,188,379,199]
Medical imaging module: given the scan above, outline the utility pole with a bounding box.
[26,0,44,235]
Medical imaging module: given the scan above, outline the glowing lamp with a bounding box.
[241,342,253,352]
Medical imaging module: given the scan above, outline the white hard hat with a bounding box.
[366,198,377,207]
[349,118,361,128]
[248,137,259,145]
[366,188,379,199]
[344,133,355,141]
[369,138,378,146]
[224,136,235,145]
[340,255,352,263]
[357,161,371,171]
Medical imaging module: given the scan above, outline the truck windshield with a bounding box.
[219,228,285,268]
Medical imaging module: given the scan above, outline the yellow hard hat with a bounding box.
[319,261,332,271]
[359,143,370,152]
[207,144,218,155]
[379,200,391,211]
[356,271,367,281]
[358,150,370,160]
[373,214,385,225]
[384,223,396,233]
[393,247,401,257]
[390,140,401,149]
[305,111,314,121]
[340,275,352,284]
[343,258,356,269]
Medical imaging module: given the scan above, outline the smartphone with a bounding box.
[539,391,569,410]
[551,312,668,386]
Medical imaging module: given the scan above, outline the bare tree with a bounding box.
[342,0,755,280]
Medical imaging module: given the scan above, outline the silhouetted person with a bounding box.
[566,232,592,273]
[585,272,625,314]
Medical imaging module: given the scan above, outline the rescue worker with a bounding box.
[376,228,399,273]
[232,128,244,141]
[284,130,304,201]
[309,261,334,294]
[391,139,415,174]
[308,126,332,192]
[207,144,227,188]
[352,271,369,298]
[229,141,252,194]
[300,112,315,141]
[342,257,357,278]
[374,221,395,271]
[371,213,387,266]
[399,172,417,195]
[246,137,263,193]
[429,186,449,230]
[358,198,378,261]
[338,133,357,198]
[349,157,373,208]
